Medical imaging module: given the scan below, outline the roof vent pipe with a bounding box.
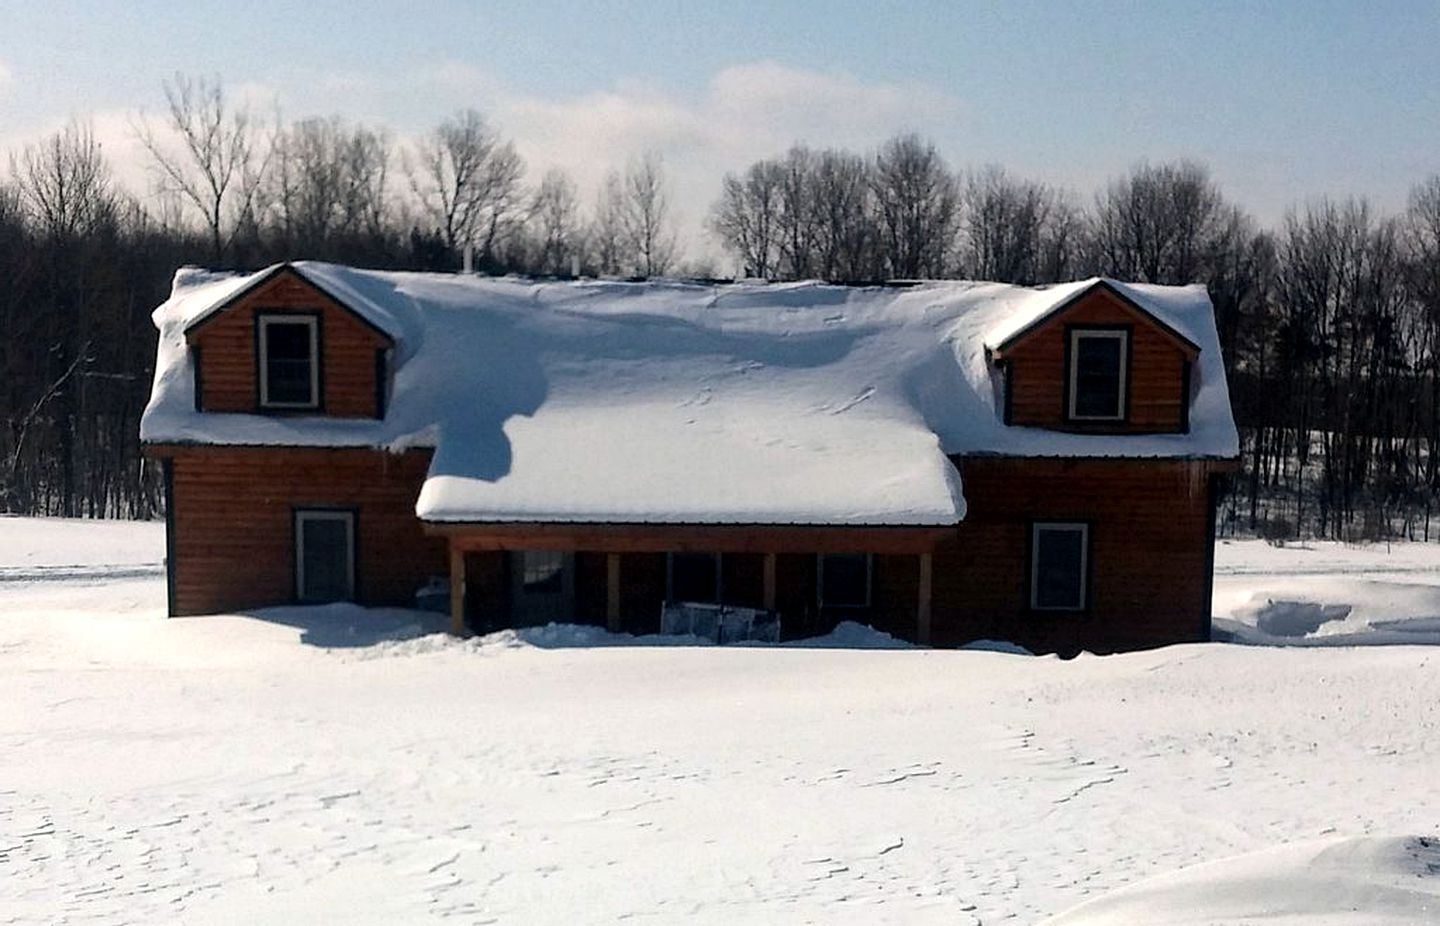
[462,242,474,274]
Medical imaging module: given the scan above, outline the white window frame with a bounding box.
[294,509,355,602]
[1067,329,1128,421]
[258,314,320,410]
[1030,522,1089,612]
[666,552,722,604]
[817,553,873,609]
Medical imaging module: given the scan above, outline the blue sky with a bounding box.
[4,2,1439,251]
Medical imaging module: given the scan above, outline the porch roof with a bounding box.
[428,521,956,554]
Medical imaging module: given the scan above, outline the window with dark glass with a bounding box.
[520,551,565,593]
[818,553,871,608]
[259,315,319,408]
[667,553,720,604]
[1030,522,1088,611]
[295,509,354,602]
[1068,329,1128,420]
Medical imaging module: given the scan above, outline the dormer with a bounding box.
[988,281,1201,434]
[183,265,393,418]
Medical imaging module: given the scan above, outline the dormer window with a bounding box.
[258,314,320,409]
[1067,328,1128,422]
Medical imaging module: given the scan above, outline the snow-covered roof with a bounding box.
[983,277,1202,355]
[175,264,406,342]
[142,263,1238,526]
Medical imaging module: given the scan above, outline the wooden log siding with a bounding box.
[157,444,1221,653]
[999,287,1195,433]
[187,271,389,417]
[933,457,1218,654]
[165,447,444,616]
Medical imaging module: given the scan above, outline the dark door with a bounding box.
[295,509,356,602]
[509,551,575,626]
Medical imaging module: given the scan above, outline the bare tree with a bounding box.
[589,171,627,276]
[774,146,821,279]
[1035,195,1083,284]
[1408,177,1440,313]
[11,120,115,243]
[871,134,959,278]
[267,116,393,255]
[527,168,583,275]
[134,74,270,264]
[7,120,121,516]
[1405,177,1440,522]
[1087,160,1227,284]
[1272,198,1412,537]
[408,109,524,266]
[810,148,876,281]
[960,166,1071,284]
[619,152,678,277]
[710,159,783,278]
[340,124,393,241]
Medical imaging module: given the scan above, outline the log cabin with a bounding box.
[141,263,1239,654]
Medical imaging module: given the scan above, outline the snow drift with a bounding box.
[1041,835,1440,925]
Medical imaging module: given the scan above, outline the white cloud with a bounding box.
[0,108,153,198]
[0,59,12,95]
[485,61,963,259]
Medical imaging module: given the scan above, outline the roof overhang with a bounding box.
[426,521,957,554]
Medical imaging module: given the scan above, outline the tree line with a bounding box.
[3,75,1439,541]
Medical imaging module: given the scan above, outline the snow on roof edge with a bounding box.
[166,261,406,343]
[983,277,1208,353]
[142,265,1238,526]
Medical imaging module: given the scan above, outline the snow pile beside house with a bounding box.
[1212,539,1440,645]
[141,264,1237,525]
[301,615,922,657]
[1040,836,1440,925]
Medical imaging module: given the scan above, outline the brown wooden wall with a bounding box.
[166,446,444,616]
[1002,288,1192,433]
[187,270,389,417]
[933,457,1215,653]
[162,446,1216,653]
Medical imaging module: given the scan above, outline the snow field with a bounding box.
[2,518,1439,922]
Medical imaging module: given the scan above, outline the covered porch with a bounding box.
[425,523,955,644]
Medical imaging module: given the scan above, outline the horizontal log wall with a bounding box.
[934,457,1214,653]
[167,446,444,616]
[1004,288,1191,433]
[163,446,1215,653]
[188,270,388,417]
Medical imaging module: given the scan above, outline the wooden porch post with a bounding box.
[916,552,933,645]
[449,541,467,636]
[606,553,622,632]
[762,553,777,611]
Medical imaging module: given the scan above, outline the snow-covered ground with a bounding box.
[2,517,1439,923]
[1214,537,1440,645]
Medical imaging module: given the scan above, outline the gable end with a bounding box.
[997,282,1197,434]
[185,264,391,419]
[183,264,395,346]
[991,280,1200,360]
